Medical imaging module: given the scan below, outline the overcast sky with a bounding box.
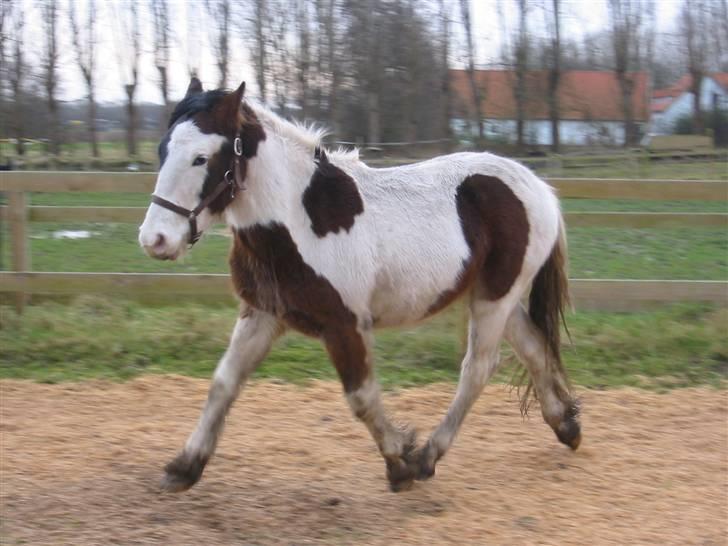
[14,0,683,105]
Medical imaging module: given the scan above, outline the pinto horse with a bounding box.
[139,78,581,493]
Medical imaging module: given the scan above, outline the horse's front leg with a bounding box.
[323,323,417,492]
[161,307,283,492]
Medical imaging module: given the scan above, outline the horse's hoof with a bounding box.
[556,422,581,450]
[386,457,417,493]
[160,453,208,493]
[388,476,415,492]
[554,400,581,450]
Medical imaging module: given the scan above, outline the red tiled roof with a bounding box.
[450,69,650,122]
[711,73,728,91]
[652,74,692,99]
[651,73,728,114]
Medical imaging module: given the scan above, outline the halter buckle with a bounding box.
[233,137,243,157]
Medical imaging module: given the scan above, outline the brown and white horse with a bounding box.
[139,78,580,493]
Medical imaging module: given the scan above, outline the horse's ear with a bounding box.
[231,81,246,105]
[185,77,203,97]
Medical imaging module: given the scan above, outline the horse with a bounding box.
[139,77,581,493]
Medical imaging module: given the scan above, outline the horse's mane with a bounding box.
[169,87,359,162]
[246,100,360,162]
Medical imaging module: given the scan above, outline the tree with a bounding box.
[6,0,25,155]
[545,0,562,152]
[513,0,530,150]
[295,0,312,119]
[40,0,61,156]
[206,0,231,89]
[607,0,650,146]
[151,0,171,125]
[437,0,452,141]
[113,0,141,157]
[681,0,710,134]
[69,0,99,157]
[251,0,268,102]
[459,0,484,140]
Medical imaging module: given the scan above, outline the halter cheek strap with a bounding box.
[151,135,247,246]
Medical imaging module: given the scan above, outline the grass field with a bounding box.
[1,161,726,388]
[1,298,725,390]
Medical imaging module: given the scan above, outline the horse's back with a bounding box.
[349,151,560,326]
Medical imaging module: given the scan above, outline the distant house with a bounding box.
[650,74,728,135]
[450,69,650,146]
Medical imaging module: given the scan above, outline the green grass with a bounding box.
[538,158,728,180]
[1,298,725,390]
[3,222,726,280]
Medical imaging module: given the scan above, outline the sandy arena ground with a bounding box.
[0,376,726,545]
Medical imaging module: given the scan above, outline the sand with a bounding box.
[1,376,726,545]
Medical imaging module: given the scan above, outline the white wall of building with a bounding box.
[651,77,728,135]
[452,118,632,146]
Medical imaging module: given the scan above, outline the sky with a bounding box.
[11,0,683,105]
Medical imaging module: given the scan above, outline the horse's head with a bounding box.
[139,77,252,260]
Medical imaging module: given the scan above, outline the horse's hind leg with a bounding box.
[322,323,417,492]
[161,308,282,492]
[415,296,516,481]
[504,303,580,449]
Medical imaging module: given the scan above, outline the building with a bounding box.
[450,69,650,147]
[650,74,728,135]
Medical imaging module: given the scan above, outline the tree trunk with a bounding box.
[548,0,561,152]
[618,74,635,146]
[48,98,60,156]
[367,91,380,144]
[88,88,99,158]
[125,84,137,158]
[690,71,704,133]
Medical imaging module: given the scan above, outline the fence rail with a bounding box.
[1,172,727,312]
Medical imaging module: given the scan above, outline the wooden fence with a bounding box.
[1,171,727,312]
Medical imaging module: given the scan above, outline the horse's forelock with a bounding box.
[169,89,229,130]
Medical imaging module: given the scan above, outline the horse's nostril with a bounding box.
[154,233,166,249]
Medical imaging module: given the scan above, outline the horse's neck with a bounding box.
[224,131,316,231]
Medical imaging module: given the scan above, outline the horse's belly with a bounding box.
[369,238,470,327]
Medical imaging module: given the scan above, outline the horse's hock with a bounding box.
[1,376,725,545]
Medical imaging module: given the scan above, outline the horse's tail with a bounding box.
[519,214,572,413]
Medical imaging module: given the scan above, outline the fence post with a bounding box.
[8,191,29,313]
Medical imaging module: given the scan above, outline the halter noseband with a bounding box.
[151,134,247,246]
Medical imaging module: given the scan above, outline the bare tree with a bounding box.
[513,0,529,150]
[459,0,484,140]
[251,0,268,102]
[69,0,99,158]
[295,0,311,119]
[545,0,562,152]
[40,0,61,156]
[681,0,710,133]
[438,0,452,141]
[607,0,647,146]
[4,0,25,154]
[113,1,141,157]
[151,0,171,125]
[320,0,340,134]
[206,0,231,88]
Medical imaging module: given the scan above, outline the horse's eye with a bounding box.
[192,156,207,166]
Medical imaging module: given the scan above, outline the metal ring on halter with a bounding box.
[224,169,234,183]
[233,137,243,157]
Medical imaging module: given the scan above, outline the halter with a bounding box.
[151,134,247,245]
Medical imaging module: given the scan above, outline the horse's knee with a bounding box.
[160,451,209,493]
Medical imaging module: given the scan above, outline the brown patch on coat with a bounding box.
[229,223,368,391]
[425,174,529,316]
[302,150,364,238]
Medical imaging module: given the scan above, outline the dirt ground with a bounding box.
[0,377,726,546]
